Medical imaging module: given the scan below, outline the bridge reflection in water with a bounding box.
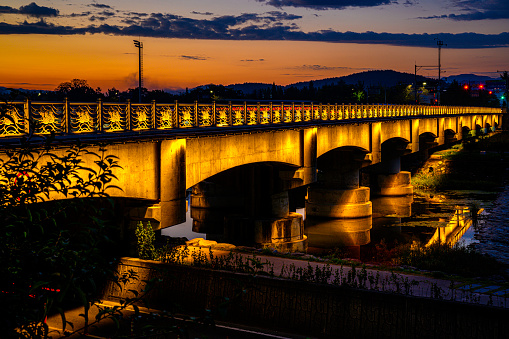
[163,192,478,259]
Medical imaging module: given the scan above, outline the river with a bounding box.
[162,182,509,267]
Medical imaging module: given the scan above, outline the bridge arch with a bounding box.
[444,129,457,144]
[186,130,303,190]
[461,125,471,139]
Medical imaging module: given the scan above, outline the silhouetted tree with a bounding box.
[55,79,101,101]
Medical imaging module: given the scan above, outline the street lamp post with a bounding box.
[436,39,445,105]
[133,40,143,103]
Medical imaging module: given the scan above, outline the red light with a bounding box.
[479,84,484,89]
[489,91,493,95]
[463,85,469,90]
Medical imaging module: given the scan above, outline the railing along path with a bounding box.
[0,99,501,138]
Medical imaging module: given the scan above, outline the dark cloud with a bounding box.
[69,12,92,17]
[19,2,59,17]
[419,11,509,20]
[90,3,113,9]
[98,10,115,17]
[180,55,208,60]
[292,64,352,71]
[265,11,302,20]
[89,15,109,22]
[0,11,506,49]
[0,6,17,14]
[420,0,509,20]
[241,59,266,62]
[191,11,214,16]
[0,19,83,34]
[256,0,392,10]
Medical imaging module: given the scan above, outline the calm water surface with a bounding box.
[162,185,509,266]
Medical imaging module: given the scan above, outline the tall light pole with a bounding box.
[435,39,446,105]
[414,39,446,105]
[133,40,143,103]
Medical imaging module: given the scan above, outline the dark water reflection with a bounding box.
[305,189,507,263]
[162,187,509,266]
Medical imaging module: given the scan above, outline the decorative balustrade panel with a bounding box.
[246,106,258,125]
[31,103,65,134]
[215,104,230,127]
[103,103,127,132]
[321,106,328,120]
[314,106,321,120]
[131,104,153,130]
[178,104,194,128]
[156,104,175,129]
[283,105,293,123]
[273,106,282,124]
[198,104,213,127]
[232,105,244,126]
[303,105,312,121]
[70,103,98,133]
[1,103,25,136]
[260,105,271,124]
[0,100,502,138]
[294,106,303,122]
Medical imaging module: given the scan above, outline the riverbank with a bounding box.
[95,254,509,338]
[411,131,509,191]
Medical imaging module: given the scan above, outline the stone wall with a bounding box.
[103,258,509,338]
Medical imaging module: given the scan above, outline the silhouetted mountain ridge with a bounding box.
[225,70,433,94]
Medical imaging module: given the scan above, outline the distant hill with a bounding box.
[445,74,497,84]
[288,70,430,89]
[225,82,274,94]
[225,70,432,95]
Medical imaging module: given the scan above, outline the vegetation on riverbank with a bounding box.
[404,132,509,278]
[397,242,502,278]
[412,132,509,191]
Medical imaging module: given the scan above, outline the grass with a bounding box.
[411,132,509,191]
[397,242,502,278]
[411,172,501,191]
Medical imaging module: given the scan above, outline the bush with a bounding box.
[398,242,502,277]
[0,140,122,337]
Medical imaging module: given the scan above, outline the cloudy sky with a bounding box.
[0,0,508,92]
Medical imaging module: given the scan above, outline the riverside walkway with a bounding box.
[45,246,509,338]
[176,243,509,308]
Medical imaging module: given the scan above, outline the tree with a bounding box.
[0,137,122,338]
[55,79,101,101]
[501,71,509,109]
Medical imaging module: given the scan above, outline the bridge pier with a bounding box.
[188,164,307,252]
[306,149,372,219]
[226,164,307,252]
[368,139,413,197]
[160,139,187,229]
[191,180,244,235]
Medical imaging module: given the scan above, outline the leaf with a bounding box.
[57,307,67,332]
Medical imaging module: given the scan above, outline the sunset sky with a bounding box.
[0,0,508,92]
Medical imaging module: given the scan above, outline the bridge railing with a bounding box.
[0,99,502,138]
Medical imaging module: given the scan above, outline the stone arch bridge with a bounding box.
[0,100,503,251]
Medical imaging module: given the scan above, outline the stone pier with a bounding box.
[306,149,372,219]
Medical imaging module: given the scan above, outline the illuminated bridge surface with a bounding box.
[0,100,502,143]
[0,99,504,233]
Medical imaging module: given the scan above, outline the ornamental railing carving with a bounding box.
[0,99,502,138]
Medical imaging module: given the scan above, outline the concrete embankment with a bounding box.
[102,256,509,339]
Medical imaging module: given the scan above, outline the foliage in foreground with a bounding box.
[0,140,123,338]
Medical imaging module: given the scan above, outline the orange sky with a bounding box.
[2,33,508,92]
